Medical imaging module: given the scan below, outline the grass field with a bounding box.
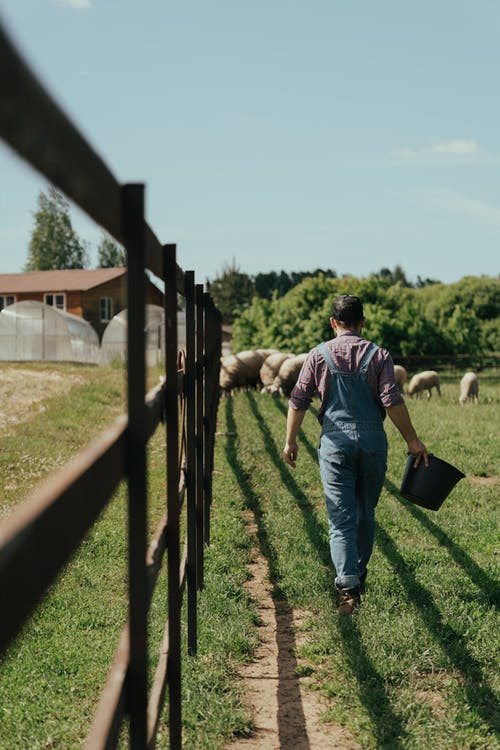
[0,364,498,749]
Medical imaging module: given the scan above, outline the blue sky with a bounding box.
[1,1,499,285]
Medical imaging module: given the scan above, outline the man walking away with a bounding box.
[283,294,428,615]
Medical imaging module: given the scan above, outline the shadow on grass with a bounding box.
[257,396,498,741]
[246,393,329,569]
[376,522,499,737]
[273,398,319,466]
[245,393,408,749]
[224,396,312,749]
[384,477,500,607]
[335,615,407,749]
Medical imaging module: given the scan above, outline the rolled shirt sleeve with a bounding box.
[289,349,318,411]
[378,353,404,409]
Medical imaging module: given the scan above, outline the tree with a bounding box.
[415,275,440,288]
[253,268,337,300]
[254,271,279,299]
[232,269,500,358]
[25,186,89,271]
[97,233,126,267]
[209,259,255,324]
[232,274,339,352]
[372,264,412,287]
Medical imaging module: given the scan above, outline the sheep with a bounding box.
[393,364,408,392]
[407,370,441,399]
[259,352,293,392]
[256,347,280,359]
[459,371,479,405]
[219,349,270,393]
[269,353,309,397]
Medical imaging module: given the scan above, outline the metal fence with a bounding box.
[0,22,222,749]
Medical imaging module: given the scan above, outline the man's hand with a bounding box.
[386,402,429,469]
[407,437,429,468]
[283,441,299,468]
[284,406,307,469]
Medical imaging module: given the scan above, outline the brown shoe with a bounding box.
[337,586,361,615]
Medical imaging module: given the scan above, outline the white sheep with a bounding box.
[259,352,293,392]
[407,370,441,399]
[269,353,309,397]
[459,371,479,405]
[393,364,408,392]
[219,349,270,393]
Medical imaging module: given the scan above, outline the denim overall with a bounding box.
[317,342,387,590]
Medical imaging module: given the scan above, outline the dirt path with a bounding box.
[226,511,360,750]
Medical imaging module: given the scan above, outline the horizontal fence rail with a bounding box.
[0,21,222,750]
[393,354,500,375]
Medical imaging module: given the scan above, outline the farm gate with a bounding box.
[0,22,222,749]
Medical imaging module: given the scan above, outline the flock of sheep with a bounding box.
[219,349,480,405]
[219,349,309,397]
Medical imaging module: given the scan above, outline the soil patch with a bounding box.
[226,511,360,750]
[468,475,499,487]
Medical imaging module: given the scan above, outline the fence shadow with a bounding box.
[376,523,499,737]
[246,393,329,569]
[224,397,311,749]
[245,393,407,748]
[253,395,498,743]
[335,615,407,749]
[384,477,499,607]
[273,398,319,466]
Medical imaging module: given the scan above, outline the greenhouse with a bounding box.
[99,304,186,366]
[0,300,99,363]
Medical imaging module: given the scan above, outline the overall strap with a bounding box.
[358,342,379,374]
[318,343,338,374]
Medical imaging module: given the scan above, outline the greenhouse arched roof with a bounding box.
[0,300,99,363]
[99,304,186,366]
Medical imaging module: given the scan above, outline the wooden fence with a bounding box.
[0,22,222,749]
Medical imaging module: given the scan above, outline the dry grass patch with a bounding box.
[0,364,86,432]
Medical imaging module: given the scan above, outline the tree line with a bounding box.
[24,187,125,271]
[208,259,440,325]
[229,272,500,361]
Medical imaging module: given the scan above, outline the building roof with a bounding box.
[0,268,126,294]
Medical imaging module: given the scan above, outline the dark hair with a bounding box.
[331,294,364,325]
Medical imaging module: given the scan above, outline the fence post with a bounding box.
[163,244,182,750]
[185,271,197,654]
[195,283,205,590]
[122,183,148,749]
[203,293,213,546]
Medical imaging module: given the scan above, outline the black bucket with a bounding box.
[400,453,465,511]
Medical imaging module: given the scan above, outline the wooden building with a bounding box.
[0,268,164,340]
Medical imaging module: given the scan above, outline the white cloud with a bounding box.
[428,139,481,157]
[390,139,485,161]
[57,0,91,9]
[425,188,500,228]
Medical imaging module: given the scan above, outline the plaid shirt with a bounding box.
[289,332,403,424]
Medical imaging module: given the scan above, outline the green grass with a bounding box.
[214,381,499,750]
[0,368,498,748]
[0,364,256,749]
